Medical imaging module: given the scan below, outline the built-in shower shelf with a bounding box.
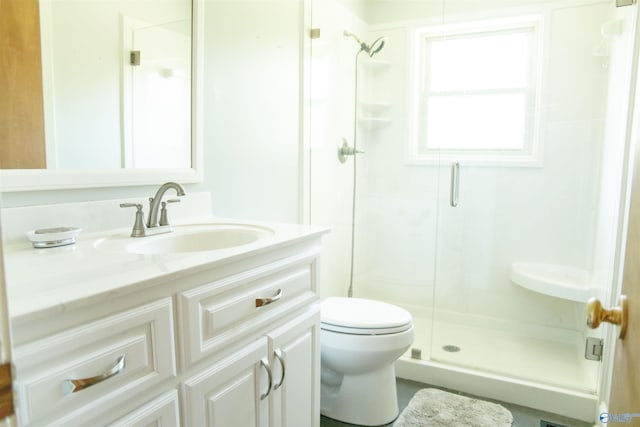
[359,117,391,129]
[359,102,391,115]
[360,59,392,71]
[509,262,596,302]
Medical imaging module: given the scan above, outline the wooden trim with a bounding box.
[0,364,14,418]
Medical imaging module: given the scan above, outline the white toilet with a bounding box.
[320,297,414,426]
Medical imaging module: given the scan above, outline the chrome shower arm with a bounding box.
[343,30,363,45]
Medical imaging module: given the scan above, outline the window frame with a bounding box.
[407,15,545,167]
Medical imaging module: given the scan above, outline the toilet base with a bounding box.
[320,364,399,426]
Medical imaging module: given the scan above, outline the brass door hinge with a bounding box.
[130,50,141,66]
[0,363,14,418]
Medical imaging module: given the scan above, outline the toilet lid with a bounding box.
[321,297,413,335]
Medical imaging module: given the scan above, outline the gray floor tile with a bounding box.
[319,378,593,427]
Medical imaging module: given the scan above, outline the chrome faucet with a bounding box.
[147,182,186,228]
[120,182,186,237]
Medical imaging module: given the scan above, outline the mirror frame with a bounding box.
[0,0,204,192]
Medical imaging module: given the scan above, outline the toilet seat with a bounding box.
[321,297,413,335]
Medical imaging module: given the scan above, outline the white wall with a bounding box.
[364,0,563,25]
[309,0,368,298]
[200,0,302,223]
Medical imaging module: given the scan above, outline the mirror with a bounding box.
[0,0,203,191]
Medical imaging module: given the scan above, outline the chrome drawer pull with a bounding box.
[255,289,283,308]
[273,349,286,390]
[260,358,273,400]
[61,355,126,395]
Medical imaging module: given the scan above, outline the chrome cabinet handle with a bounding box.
[256,289,283,308]
[260,358,273,400]
[273,349,286,390]
[61,355,126,395]
[450,161,460,207]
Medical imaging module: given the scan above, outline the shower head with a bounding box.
[343,30,388,57]
[368,36,387,57]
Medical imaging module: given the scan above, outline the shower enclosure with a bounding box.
[309,0,638,422]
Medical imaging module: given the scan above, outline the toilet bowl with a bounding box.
[320,297,414,426]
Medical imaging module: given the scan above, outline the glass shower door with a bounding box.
[428,0,634,394]
[431,161,601,393]
[352,47,442,361]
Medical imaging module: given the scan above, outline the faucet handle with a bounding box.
[119,203,146,237]
[120,203,141,209]
[159,200,180,226]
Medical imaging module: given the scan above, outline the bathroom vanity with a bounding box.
[2,196,326,426]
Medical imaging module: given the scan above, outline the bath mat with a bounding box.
[393,388,513,427]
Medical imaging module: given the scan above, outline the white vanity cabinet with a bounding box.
[179,244,321,426]
[8,235,323,427]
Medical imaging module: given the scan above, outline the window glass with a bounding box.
[429,31,530,91]
[426,93,526,150]
[411,16,542,165]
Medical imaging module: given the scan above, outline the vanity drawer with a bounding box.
[179,254,317,368]
[14,298,176,426]
[106,389,180,427]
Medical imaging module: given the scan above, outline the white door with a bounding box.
[606,74,640,419]
[129,20,191,169]
[122,16,191,168]
[0,224,15,426]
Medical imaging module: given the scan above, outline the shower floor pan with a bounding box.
[395,315,598,423]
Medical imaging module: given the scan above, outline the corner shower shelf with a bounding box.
[509,262,596,303]
[359,117,391,130]
[359,102,391,115]
[360,59,392,72]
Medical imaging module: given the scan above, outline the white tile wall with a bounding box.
[315,1,629,334]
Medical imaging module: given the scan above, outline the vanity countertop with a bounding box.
[3,218,328,323]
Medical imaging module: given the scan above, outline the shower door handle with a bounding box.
[450,161,460,207]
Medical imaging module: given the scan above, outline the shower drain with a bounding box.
[442,345,461,352]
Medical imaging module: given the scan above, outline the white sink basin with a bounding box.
[95,223,274,255]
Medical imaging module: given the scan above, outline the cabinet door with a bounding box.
[268,306,320,427]
[182,337,270,427]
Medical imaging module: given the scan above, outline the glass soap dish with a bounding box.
[25,227,82,249]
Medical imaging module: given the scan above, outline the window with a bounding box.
[410,16,543,165]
